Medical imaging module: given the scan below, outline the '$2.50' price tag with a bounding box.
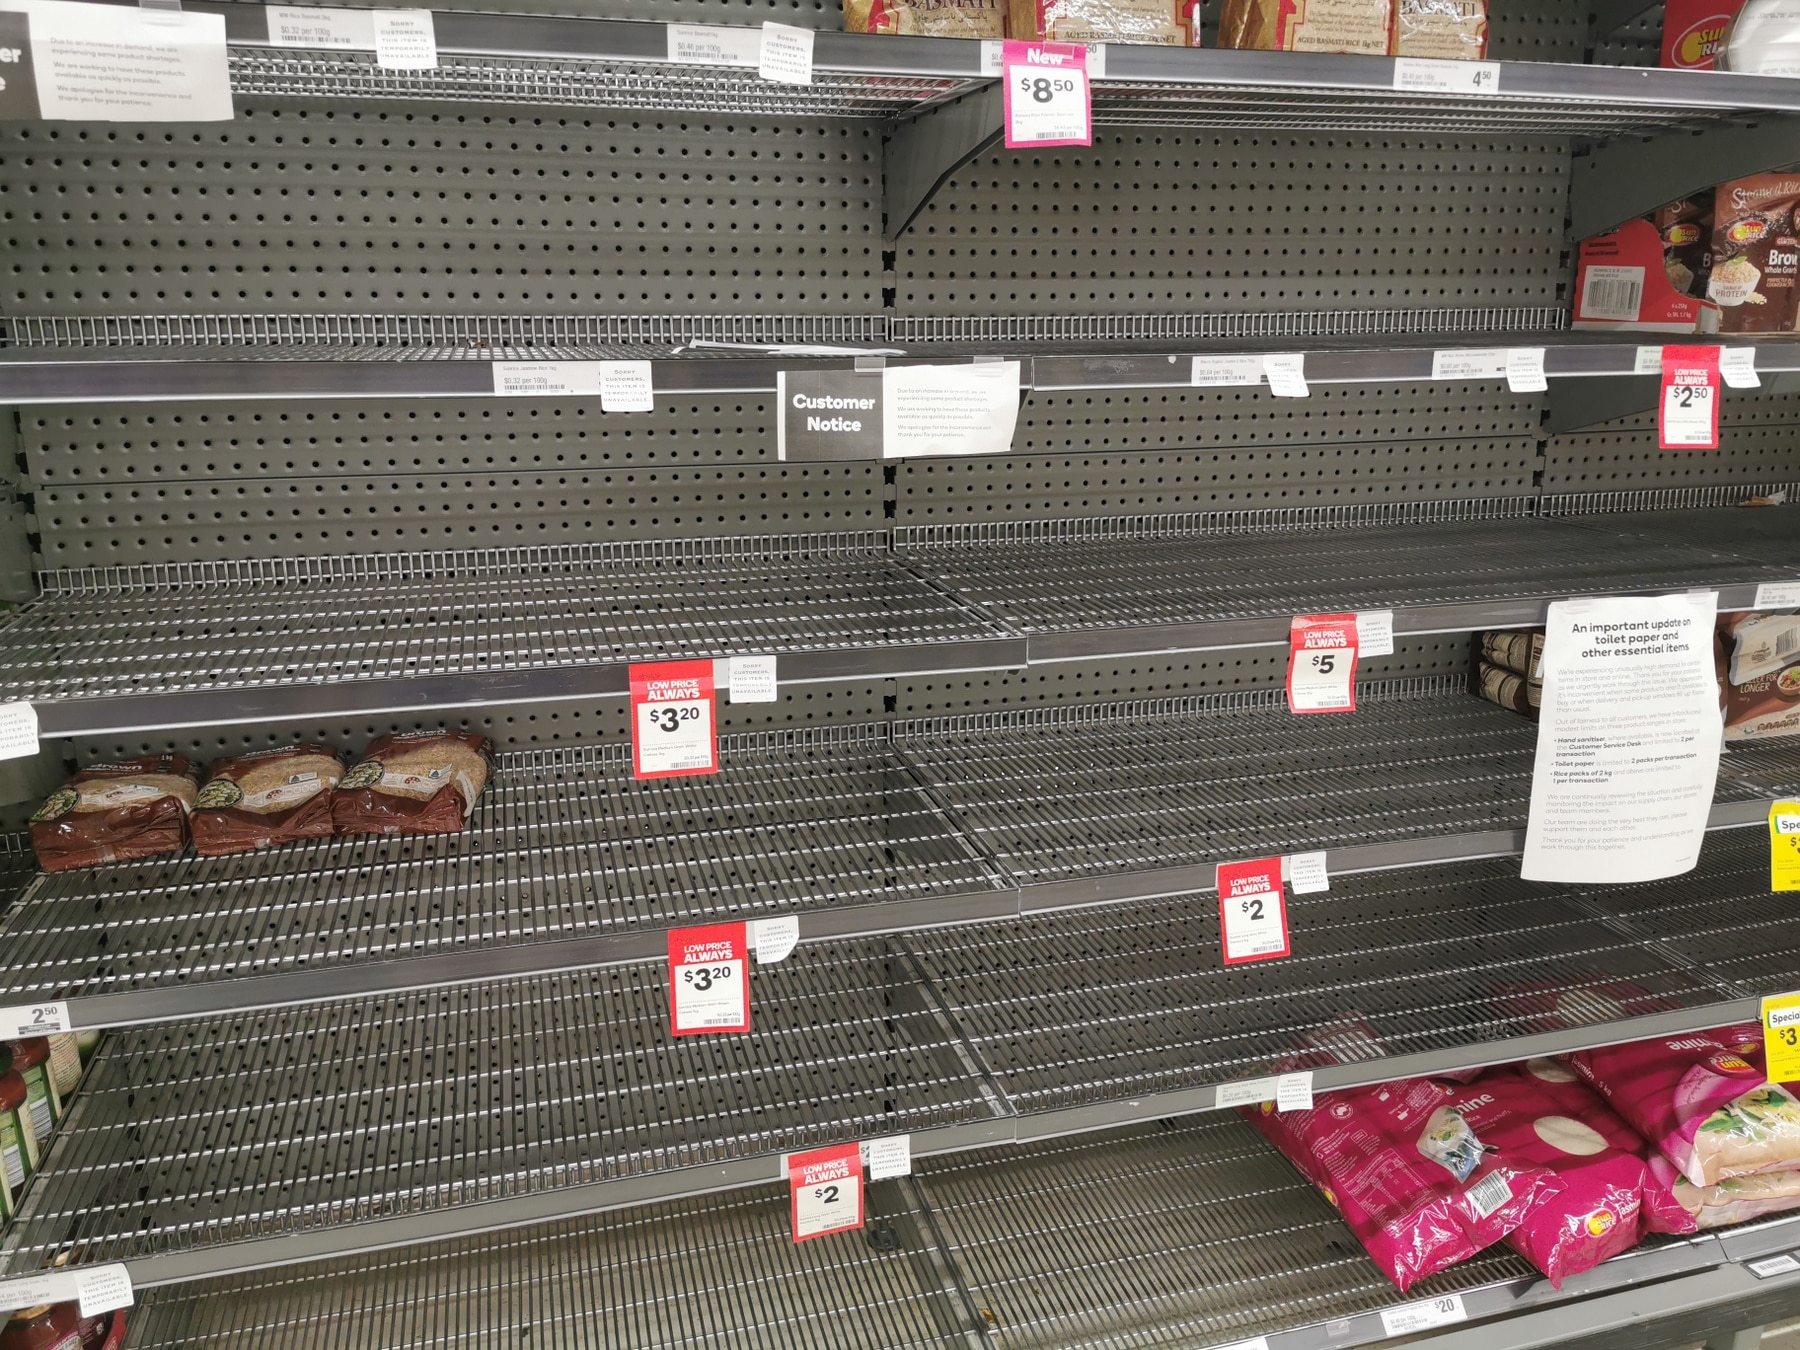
[1215,857,1290,965]
[788,1140,864,1242]
[1659,344,1721,450]
[668,923,751,1035]
[1002,40,1091,148]
[1286,613,1359,715]
[630,658,718,780]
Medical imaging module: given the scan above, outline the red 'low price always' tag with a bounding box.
[1286,613,1359,715]
[1659,344,1721,450]
[1216,857,1290,964]
[667,923,750,1035]
[788,1141,864,1242]
[1002,40,1091,148]
[630,658,718,780]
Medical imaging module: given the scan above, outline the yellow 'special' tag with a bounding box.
[1774,800,1800,893]
[1764,992,1800,1084]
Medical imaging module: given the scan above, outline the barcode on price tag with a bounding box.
[1750,1253,1800,1278]
[788,1141,863,1241]
[1392,57,1499,94]
[267,5,377,48]
[1287,613,1359,715]
[0,1002,69,1039]
[630,659,718,779]
[0,703,37,762]
[1216,857,1289,964]
[668,924,750,1035]
[1002,40,1090,148]
[1660,345,1721,449]
[492,361,599,397]
[1380,1293,1467,1336]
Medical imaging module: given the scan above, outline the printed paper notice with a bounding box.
[1262,353,1308,398]
[1520,592,1723,884]
[20,1,232,121]
[1286,851,1329,895]
[372,10,435,69]
[863,1134,911,1180]
[758,21,812,85]
[748,914,799,963]
[728,653,778,703]
[1505,347,1547,393]
[1721,346,1761,389]
[1274,1071,1313,1113]
[882,361,1020,459]
[598,360,654,412]
[0,702,37,762]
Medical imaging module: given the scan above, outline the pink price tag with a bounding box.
[1286,613,1360,715]
[1659,344,1721,450]
[1002,40,1091,148]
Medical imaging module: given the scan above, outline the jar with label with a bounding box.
[0,1065,39,1219]
[0,1303,82,1350]
[8,1039,61,1142]
[45,1034,80,1104]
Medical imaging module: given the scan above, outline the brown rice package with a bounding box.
[1717,611,1800,742]
[191,744,346,857]
[1009,0,1199,44]
[1219,0,1393,54]
[1710,174,1800,334]
[844,0,1004,38]
[331,730,493,838]
[30,755,199,873]
[1391,0,1487,57]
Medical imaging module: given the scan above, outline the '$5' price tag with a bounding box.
[1286,613,1359,715]
[668,923,751,1035]
[1002,40,1091,148]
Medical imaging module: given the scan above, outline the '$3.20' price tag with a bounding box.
[668,923,751,1035]
[630,658,719,780]
[1286,613,1359,715]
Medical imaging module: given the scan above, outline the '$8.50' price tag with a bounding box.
[1002,40,1091,148]
[630,658,719,780]
[668,923,751,1035]
[1286,613,1360,715]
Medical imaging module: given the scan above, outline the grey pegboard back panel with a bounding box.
[897,132,1569,319]
[1543,389,1800,493]
[32,463,884,566]
[0,106,880,318]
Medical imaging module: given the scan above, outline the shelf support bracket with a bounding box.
[1570,115,1800,242]
[1590,0,1658,38]
[883,83,1003,244]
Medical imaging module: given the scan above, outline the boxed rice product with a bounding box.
[191,744,346,856]
[1717,610,1800,742]
[331,731,493,838]
[1710,174,1800,334]
[1478,660,1539,718]
[1662,0,1746,68]
[30,755,199,873]
[1218,0,1392,54]
[1481,629,1543,680]
[844,0,1005,37]
[1390,0,1487,58]
[1573,215,1720,333]
[1008,0,1199,44]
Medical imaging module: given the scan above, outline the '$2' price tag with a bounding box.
[788,1140,864,1242]
[630,658,719,779]
[1215,857,1290,965]
[1286,613,1359,715]
[668,923,751,1035]
[1002,40,1091,148]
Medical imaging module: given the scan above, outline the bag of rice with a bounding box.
[1569,1028,1800,1187]
[30,755,199,873]
[1243,1075,1561,1290]
[330,731,493,838]
[844,0,1005,37]
[1651,1155,1800,1227]
[190,744,346,856]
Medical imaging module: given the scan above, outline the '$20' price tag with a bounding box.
[1286,613,1359,715]
[668,923,751,1035]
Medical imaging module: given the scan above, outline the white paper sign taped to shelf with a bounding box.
[266,5,377,48]
[1505,347,1547,393]
[1190,354,1264,387]
[1274,1071,1313,1113]
[1215,1339,1270,1350]
[1521,592,1723,885]
[598,360,654,412]
[1214,1077,1278,1109]
[748,915,799,964]
[1380,1293,1467,1337]
[0,1263,133,1320]
[1635,345,1665,375]
[862,1134,912,1180]
[492,361,601,397]
[1430,348,1508,380]
[0,702,37,762]
[1755,581,1800,609]
[11,0,232,122]
[1286,851,1329,895]
[882,361,1021,459]
[372,9,435,69]
[1750,1253,1800,1278]
[1355,609,1394,658]
[1721,346,1762,389]
[1392,56,1499,94]
[728,653,778,703]
[0,1001,69,1040]
[758,21,813,85]
[1262,353,1308,398]
[665,23,761,67]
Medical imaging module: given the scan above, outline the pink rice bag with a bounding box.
[1569,1028,1800,1187]
[1649,1155,1800,1228]
[1443,1066,1693,1285]
[1244,1076,1561,1291]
